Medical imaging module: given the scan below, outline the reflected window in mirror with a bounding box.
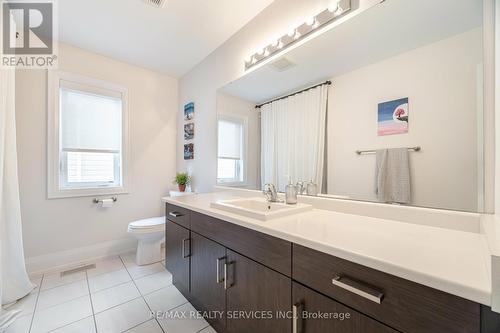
[217,115,247,185]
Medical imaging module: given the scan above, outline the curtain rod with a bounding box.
[255,80,332,109]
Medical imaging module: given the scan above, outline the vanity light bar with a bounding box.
[244,0,351,71]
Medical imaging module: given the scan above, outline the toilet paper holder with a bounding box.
[93,197,118,204]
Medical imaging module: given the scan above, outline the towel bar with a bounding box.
[356,146,421,155]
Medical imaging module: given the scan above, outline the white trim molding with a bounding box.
[25,238,137,275]
[47,70,131,199]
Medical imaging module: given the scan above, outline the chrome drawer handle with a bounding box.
[216,257,226,284]
[224,261,234,290]
[332,276,384,304]
[169,212,183,218]
[292,303,303,333]
[181,238,190,258]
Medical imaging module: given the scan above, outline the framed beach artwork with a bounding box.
[184,143,194,160]
[378,98,409,136]
[184,123,194,140]
[184,102,195,121]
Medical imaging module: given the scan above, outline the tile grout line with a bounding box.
[93,295,143,316]
[90,276,132,295]
[118,255,167,333]
[88,285,176,317]
[121,318,155,333]
[45,315,94,333]
[196,325,211,333]
[39,276,87,293]
[29,293,91,314]
[27,274,45,333]
[85,271,99,333]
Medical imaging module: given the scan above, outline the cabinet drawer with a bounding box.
[191,211,291,276]
[293,244,480,333]
[166,203,191,228]
[293,282,398,333]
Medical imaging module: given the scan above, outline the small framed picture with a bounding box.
[184,143,194,160]
[378,97,409,136]
[184,102,194,121]
[184,123,194,140]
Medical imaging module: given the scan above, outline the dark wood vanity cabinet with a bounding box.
[166,203,498,333]
[190,232,227,332]
[167,204,292,333]
[225,250,291,333]
[165,219,190,297]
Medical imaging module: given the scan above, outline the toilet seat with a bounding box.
[128,217,165,233]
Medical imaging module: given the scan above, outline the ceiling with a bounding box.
[221,0,483,103]
[58,0,274,77]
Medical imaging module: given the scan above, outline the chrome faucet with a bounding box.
[263,183,281,202]
[296,181,306,195]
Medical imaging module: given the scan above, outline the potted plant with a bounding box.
[173,172,191,192]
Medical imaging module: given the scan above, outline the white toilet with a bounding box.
[127,216,165,266]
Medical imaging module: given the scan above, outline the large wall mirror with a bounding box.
[216,0,488,212]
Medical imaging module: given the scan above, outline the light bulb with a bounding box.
[328,2,339,12]
[306,17,315,26]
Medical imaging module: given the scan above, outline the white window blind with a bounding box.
[59,85,123,189]
[217,117,245,184]
[218,120,242,159]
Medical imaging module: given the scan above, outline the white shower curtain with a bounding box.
[261,85,328,192]
[0,69,35,330]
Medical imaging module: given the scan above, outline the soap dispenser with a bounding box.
[285,178,298,205]
[307,180,318,196]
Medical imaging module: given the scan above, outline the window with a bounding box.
[48,71,129,198]
[217,115,246,185]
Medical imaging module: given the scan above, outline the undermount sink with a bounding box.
[210,197,312,221]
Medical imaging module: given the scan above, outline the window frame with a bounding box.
[47,71,130,199]
[216,113,248,186]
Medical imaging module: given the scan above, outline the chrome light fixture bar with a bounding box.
[244,0,351,71]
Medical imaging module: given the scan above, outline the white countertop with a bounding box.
[162,192,492,306]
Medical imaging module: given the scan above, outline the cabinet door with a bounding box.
[292,282,398,333]
[225,250,291,333]
[166,220,190,297]
[190,232,227,332]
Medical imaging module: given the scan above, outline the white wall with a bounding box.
[178,0,380,193]
[216,92,260,189]
[16,43,178,272]
[494,0,500,214]
[328,29,482,212]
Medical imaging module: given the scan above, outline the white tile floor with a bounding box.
[5,253,216,333]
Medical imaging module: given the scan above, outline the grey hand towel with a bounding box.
[375,148,411,204]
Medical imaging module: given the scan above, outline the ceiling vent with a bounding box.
[142,0,166,8]
[271,58,296,72]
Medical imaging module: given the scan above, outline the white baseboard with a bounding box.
[26,238,137,275]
